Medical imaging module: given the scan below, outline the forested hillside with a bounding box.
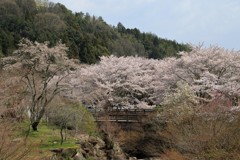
[0,0,190,63]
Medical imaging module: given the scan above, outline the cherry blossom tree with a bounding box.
[1,38,72,131]
[65,45,240,111]
[175,46,240,105]
[64,55,176,110]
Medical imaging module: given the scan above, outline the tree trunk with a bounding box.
[31,121,39,131]
[60,126,64,145]
[64,127,67,141]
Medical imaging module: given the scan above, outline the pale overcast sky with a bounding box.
[50,0,240,50]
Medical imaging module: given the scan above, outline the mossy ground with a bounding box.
[15,121,79,159]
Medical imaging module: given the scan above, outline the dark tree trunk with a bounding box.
[60,126,64,145]
[31,121,39,131]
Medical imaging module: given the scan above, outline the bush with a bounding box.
[0,120,31,159]
[48,103,97,134]
[158,90,240,159]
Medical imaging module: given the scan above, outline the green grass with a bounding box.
[19,121,78,150]
[9,117,97,159]
[9,121,80,159]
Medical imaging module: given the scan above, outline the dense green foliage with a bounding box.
[0,0,190,63]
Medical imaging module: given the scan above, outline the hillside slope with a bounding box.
[0,0,190,63]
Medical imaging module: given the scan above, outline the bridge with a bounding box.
[92,109,155,123]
